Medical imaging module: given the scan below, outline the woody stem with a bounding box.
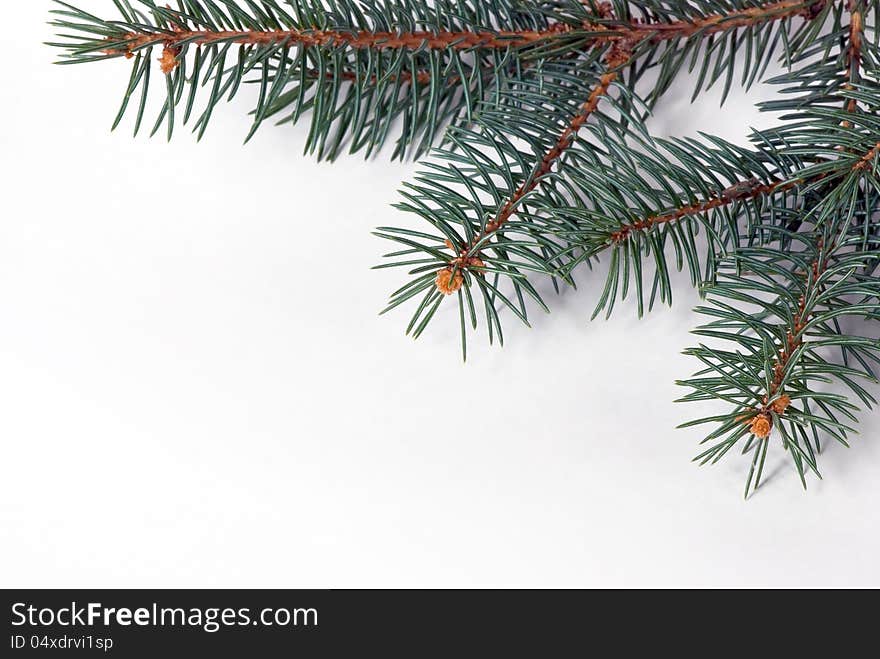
[610,178,800,244]
[109,0,823,57]
[844,1,863,118]
[462,68,620,257]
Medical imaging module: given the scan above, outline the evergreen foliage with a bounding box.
[51,0,880,496]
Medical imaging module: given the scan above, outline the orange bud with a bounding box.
[159,47,180,74]
[750,414,772,439]
[435,268,464,295]
[769,394,792,415]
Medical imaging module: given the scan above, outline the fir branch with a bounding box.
[100,20,572,55]
[839,1,866,122]
[427,61,623,336]
[378,53,630,357]
[678,139,880,495]
[50,0,573,155]
[74,0,823,60]
[746,236,833,428]
[51,1,880,496]
[537,131,817,319]
[613,0,825,42]
[678,229,880,496]
[464,67,622,255]
[847,0,864,90]
[51,0,828,149]
[608,178,798,244]
[378,0,838,347]
[853,140,880,170]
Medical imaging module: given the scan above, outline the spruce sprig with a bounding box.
[51,1,880,495]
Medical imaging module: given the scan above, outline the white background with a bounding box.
[2,3,879,588]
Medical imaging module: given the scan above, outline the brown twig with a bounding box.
[738,134,880,438]
[603,138,880,438]
[431,47,623,296]
[610,178,799,243]
[745,237,830,437]
[842,1,863,121]
[105,0,823,59]
[847,1,863,87]
[489,71,619,235]
[107,23,574,56]
[430,0,827,294]
[609,140,879,245]
[433,64,620,296]
[853,142,880,171]
[610,0,824,42]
